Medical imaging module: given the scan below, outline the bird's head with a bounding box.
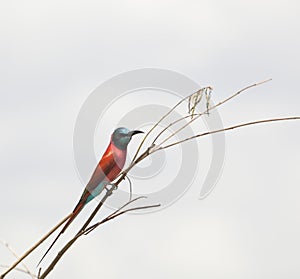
[111,127,144,150]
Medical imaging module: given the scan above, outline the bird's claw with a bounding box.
[105,183,117,195]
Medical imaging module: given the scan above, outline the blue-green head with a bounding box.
[111,127,144,150]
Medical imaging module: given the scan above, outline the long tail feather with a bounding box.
[37,201,84,266]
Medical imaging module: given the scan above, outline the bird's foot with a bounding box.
[104,183,117,195]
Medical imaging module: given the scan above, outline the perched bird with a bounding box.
[38,127,143,265]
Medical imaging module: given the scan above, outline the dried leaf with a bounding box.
[188,86,213,118]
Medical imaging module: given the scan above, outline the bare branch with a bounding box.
[0,214,72,279]
[0,240,35,279]
[84,198,160,235]
[156,79,272,148]
[125,174,133,201]
[38,194,159,279]
[0,264,37,278]
[130,87,210,163]
[152,114,195,145]
[94,204,160,225]
[84,196,149,235]
[158,116,300,151]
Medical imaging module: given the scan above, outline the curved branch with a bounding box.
[130,87,206,163]
[157,116,300,151]
[156,79,272,148]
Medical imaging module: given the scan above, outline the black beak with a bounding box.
[130,130,144,136]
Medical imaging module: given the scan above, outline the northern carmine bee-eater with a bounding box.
[38,127,143,265]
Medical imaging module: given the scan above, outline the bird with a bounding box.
[38,127,143,265]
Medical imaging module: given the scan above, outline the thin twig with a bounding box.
[125,174,133,201]
[156,79,272,148]
[90,204,160,228]
[130,87,207,163]
[84,201,160,235]
[84,196,148,235]
[0,240,35,279]
[0,213,71,279]
[38,234,81,279]
[157,116,300,150]
[105,196,147,220]
[0,265,37,278]
[152,114,195,144]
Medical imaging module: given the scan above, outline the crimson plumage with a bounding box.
[38,128,143,266]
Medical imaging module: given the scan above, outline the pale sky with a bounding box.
[1,1,300,278]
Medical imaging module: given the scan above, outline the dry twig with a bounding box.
[0,240,36,279]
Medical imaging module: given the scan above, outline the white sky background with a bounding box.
[1,0,300,278]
